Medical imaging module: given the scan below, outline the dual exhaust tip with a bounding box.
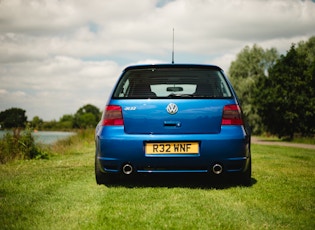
[122,163,223,175]
[212,163,223,175]
[122,164,133,175]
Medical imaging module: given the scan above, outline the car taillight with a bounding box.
[102,105,124,126]
[221,104,244,125]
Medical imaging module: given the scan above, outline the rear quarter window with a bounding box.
[113,68,232,99]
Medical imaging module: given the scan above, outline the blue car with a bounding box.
[95,64,251,185]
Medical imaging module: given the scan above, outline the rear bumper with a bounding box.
[95,126,250,175]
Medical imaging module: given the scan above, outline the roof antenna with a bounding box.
[172,28,175,64]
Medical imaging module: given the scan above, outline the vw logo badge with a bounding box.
[166,103,178,115]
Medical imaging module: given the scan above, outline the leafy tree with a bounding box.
[75,113,96,129]
[0,108,27,136]
[229,45,278,134]
[59,114,74,129]
[41,120,58,130]
[74,104,101,129]
[30,116,44,130]
[255,37,315,139]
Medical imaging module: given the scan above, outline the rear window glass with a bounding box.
[113,68,232,99]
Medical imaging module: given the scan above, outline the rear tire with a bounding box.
[239,158,252,186]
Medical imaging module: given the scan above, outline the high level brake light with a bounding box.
[102,105,124,126]
[221,104,244,125]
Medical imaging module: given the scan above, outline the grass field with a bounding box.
[0,132,314,229]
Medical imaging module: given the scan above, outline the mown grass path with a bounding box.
[0,142,314,229]
[252,136,315,150]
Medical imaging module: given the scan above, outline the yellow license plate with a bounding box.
[145,142,199,154]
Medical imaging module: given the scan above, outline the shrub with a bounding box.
[0,128,48,164]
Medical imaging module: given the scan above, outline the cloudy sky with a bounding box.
[0,0,315,121]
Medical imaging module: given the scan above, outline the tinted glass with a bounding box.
[113,68,232,99]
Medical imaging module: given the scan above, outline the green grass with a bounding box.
[0,133,314,229]
[290,136,315,145]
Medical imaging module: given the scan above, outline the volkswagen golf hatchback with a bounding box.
[95,64,251,185]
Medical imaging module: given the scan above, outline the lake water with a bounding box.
[0,131,76,145]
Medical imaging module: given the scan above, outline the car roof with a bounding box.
[123,64,223,72]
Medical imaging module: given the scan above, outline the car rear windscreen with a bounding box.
[113,68,232,99]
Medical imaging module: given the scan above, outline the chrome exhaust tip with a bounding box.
[122,164,133,175]
[212,164,223,175]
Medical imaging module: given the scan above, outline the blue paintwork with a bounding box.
[95,64,251,177]
[96,125,250,173]
[116,99,234,134]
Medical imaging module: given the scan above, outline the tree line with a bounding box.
[229,36,315,139]
[0,104,101,133]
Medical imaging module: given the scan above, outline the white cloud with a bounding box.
[0,0,315,120]
[0,89,8,95]
[0,57,120,120]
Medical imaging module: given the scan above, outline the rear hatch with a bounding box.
[110,64,236,135]
[112,99,236,134]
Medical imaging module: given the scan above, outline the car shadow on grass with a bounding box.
[105,174,257,189]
